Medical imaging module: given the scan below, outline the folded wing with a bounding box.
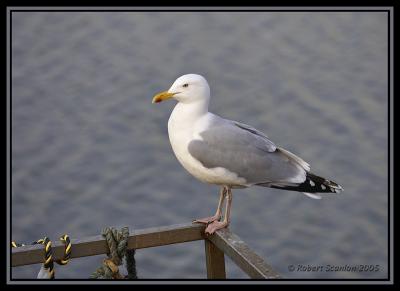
[188,118,309,186]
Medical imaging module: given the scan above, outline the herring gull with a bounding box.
[152,74,343,234]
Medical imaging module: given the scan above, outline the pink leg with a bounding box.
[193,187,227,225]
[205,187,232,235]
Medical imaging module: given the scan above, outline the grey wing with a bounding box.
[233,121,273,142]
[188,119,309,185]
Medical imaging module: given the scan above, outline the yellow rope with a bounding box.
[36,237,55,279]
[56,234,71,265]
[12,230,137,279]
[11,234,72,279]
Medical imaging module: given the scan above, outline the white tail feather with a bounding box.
[278,147,311,172]
[302,192,322,199]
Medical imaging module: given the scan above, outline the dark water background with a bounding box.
[11,11,388,279]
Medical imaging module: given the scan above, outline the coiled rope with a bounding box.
[90,226,137,279]
[11,234,71,279]
[35,237,55,279]
[12,227,137,279]
[56,234,72,265]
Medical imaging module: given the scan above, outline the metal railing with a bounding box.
[11,222,280,279]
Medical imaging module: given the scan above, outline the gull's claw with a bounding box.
[204,221,229,235]
[193,215,221,225]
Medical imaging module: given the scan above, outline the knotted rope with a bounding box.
[90,226,137,279]
[12,234,71,279]
[35,237,55,279]
[12,228,137,279]
[125,248,137,279]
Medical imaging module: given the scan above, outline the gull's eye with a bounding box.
[183,83,189,88]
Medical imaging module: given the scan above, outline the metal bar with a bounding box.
[12,223,206,267]
[208,228,280,279]
[204,239,226,279]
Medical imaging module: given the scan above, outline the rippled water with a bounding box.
[11,11,388,279]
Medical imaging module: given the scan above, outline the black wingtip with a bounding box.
[269,173,343,194]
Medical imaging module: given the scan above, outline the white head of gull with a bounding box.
[153,74,343,234]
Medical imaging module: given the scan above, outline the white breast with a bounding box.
[167,105,247,187]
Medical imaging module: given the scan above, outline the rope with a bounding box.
[125,249,138,279]
[12,228,137,279]
[11,241,25,248]
[12,234,71,279]
[35,237,55,279]
[90,226,137,279]
[56,234,72,265]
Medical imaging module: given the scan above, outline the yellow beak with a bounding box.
[152,91,178,104]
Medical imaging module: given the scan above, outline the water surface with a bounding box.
[11,11,388,279]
